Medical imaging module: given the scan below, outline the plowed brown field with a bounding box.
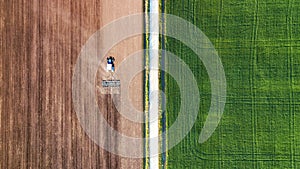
[0,0,143,168]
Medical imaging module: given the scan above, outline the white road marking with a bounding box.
[149,0,159,169]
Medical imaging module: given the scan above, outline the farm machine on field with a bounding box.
[102,56,120,88]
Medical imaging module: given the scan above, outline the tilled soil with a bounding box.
[0,0,143,168]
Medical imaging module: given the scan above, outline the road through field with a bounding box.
[0,0,143,168]
[148,0,159,169]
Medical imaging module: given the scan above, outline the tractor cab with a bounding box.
[106,56,115,72]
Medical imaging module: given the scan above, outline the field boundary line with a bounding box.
[149,0,159,169]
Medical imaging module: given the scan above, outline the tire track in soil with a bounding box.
[106,93,119,169]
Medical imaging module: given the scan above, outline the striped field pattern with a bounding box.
[165,0,300,168]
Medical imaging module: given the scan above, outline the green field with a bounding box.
[164,0,300,168]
